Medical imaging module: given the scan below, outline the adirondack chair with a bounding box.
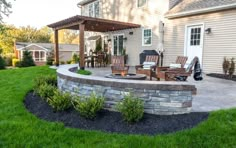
[157,57,198,81]
[157,56,188,80]
[135,55,159,80]
[111,56,129,74]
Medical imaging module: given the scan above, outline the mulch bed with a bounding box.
[24,92,209,135]
[207,73,236,81]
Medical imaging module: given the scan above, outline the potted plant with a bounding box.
[122,48,128,64]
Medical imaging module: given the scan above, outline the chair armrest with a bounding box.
[166,68,186,72]
[157,66,170,73]
[135,64,143,70]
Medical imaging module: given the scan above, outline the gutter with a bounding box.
[165,3,236,19]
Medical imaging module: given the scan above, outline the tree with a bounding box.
[51,29,79,44]
[19,50,35,67]
[0,0,12,23]
[0,25,52,54]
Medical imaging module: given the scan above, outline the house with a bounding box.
[48,0,236,73]
[15,42,79,66]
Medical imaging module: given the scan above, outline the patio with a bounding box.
[53,64,236,112]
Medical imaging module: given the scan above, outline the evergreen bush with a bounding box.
[20,50,35,67]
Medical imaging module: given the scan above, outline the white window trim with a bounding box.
[30,50,47,62]
[142,28,152,46]
[112,33,124,56]
[87,0,99,17]
[137,0,147,8]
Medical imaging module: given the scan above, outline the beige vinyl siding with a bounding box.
[99,0,169,65]
[164,9,236,74]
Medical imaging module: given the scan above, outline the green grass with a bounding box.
[77,69,92,75]
[0,66,236,147]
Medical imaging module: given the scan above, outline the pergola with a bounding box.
[47,15,141,70]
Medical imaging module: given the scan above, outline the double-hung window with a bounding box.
[87,1,100,17]
[137,0,147,7]
[142,29,152,46]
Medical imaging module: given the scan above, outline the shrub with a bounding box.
[60,61,65,65]
[48,90,72,111]
[229,58,235,79]
[0,55,6,69]
[3,56,12,66]
[12,58,20,67]
[116,93,144,123]
[222,57,230,76]
[20,50,35,67]
[66,60,71,64]
[33,75,57,91]
[72,93,104,119]
[37,83,57,101]
[46,56,54,66]
[71,53,79,64]
[77,69,92,75]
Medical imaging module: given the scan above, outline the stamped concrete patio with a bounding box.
[53,64,236,112]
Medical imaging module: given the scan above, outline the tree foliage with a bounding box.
[51,29,79,44]
[0,25,52,54]
[0,0,12,23]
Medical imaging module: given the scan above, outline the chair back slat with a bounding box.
[175,56,188,68]
[112,56,125,67]
[145,55,159,64]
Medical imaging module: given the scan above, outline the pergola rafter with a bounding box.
[47,15,141,69]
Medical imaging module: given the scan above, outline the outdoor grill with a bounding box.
[139,50,159,64]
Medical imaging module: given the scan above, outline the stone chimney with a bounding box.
[169,0,182,9]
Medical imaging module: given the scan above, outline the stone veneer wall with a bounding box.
[57,66,196,115]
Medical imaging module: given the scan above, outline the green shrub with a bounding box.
[71,53,79,64]
[20,50,35,67]
[46,56,54,66]
[229,58,235,79]
[0,55,6,69]
[48,90,72,111]
[72,93,104,119]
[66,60,71,64]
[77,69,92,75]
[33,75,57,92]
[60,61,65,65]
[12,58,20,67]
[37,83,57,101]
[3,56,12,66]
[116,93,144,123]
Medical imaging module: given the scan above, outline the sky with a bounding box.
[3,0,80,28]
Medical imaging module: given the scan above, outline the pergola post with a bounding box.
[79,23,85,70]
[54,29,59,66]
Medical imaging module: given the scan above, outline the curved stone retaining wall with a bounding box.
[57,65,197,115]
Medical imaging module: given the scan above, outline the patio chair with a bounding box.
[135,55,159,80]
[157,56,188,80]
[111,56,129,74]
[95,53,106,67]
[157,56,199,81]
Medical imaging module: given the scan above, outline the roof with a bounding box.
[166,0,236,18]
[16,42,79,51]
[77,0,95,6]
[47,15,141,32]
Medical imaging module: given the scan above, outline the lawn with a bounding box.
[0,66,236,147]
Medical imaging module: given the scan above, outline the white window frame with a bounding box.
[87,0,100,17]
[112,34,124,56]
[142,28,152,46]
[137,0,147,8]
[31,50,47,62]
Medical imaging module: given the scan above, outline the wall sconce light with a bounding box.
[129,31,133,35]
[205,28,211,34]
[123,37,127,41]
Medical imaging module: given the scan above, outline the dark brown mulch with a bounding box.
[24,92,209,135]
[207,73,236,81]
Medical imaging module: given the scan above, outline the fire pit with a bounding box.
[105,73,147,80]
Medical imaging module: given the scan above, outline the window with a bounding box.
[190,27,201,46]
[142,29,152,46]
[32,51,46,62]
[87,1,100,17]
[137,0,147,7]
